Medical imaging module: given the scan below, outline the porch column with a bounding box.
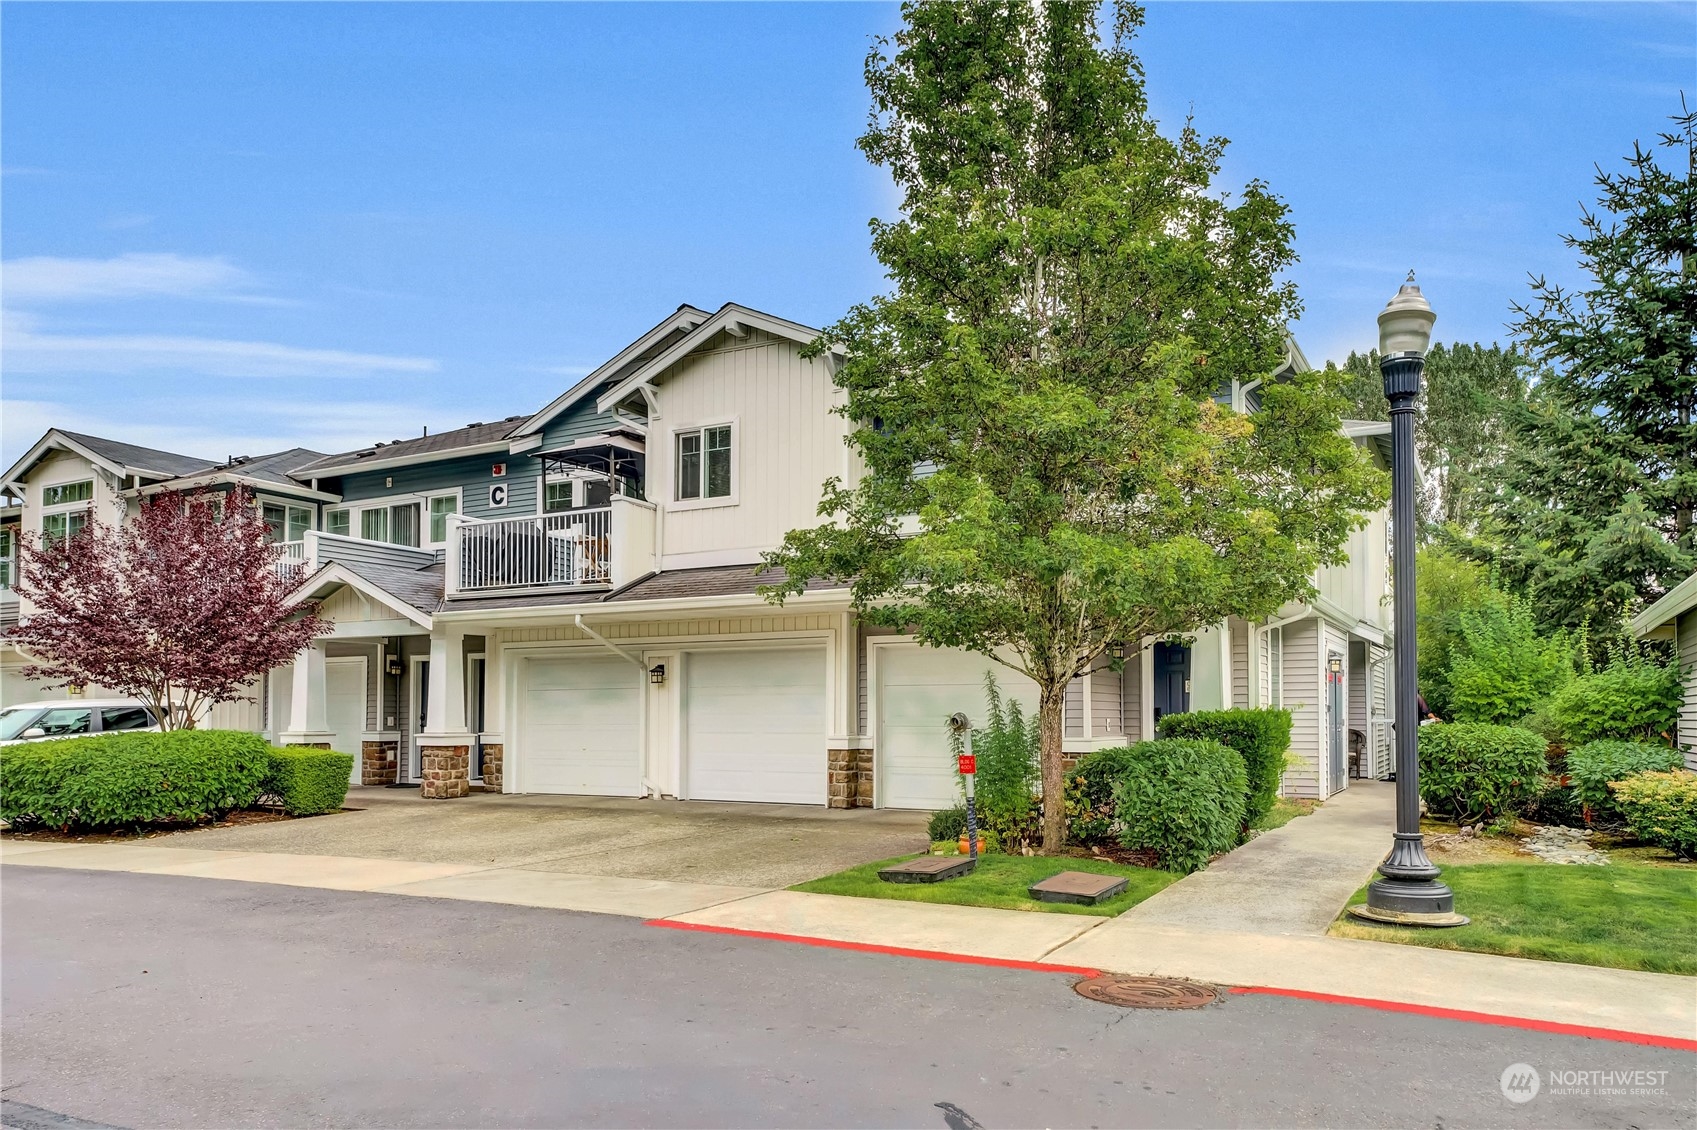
[418,627,471,799]
[280,640,334,748]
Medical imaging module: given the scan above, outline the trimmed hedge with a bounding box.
[1111,739,1247,874]
[1610,770,1697,860]
[262,747,353,816]
[1568,740,1683,824]
[1158,708,1292,828]
[1417,723,1546,825]
[1065,746,1143,845]
[0,730,268,830]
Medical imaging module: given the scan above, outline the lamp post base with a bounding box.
[1353,877,1469,928]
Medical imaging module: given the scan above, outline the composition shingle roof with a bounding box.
[292,418,528,477]
[437,564,846,614]
[336,560,446,617]
[60,430,216,478]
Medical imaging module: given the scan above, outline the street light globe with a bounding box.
[1377,271,1436,357]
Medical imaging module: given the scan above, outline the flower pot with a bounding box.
[957,835,988,855]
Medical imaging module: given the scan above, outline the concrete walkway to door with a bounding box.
[141,787,931,889]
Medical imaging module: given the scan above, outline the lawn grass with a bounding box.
[1331,861,1697,974]
[1252,796,1317,832]
[792,852,1179,916]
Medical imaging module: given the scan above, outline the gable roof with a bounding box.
[290,559,443,627]
[511,304,713,438]
[595,302,832,414]
[2,428,216,490]
[136,447,337,500]
[290,417,529,479]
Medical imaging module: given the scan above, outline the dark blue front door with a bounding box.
[1153,642,1191,726]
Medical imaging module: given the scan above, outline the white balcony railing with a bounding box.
[453,508,612,592]
[273,540,308,583]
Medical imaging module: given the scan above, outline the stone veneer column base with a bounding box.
[361,741,399,786]
[828,748,875,810]
[854,749,874,808]
[420,745,470,799]
[480,744,504,791]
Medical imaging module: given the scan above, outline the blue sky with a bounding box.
[2,2,1692,465]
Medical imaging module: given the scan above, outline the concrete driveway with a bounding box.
[157,787,931,888]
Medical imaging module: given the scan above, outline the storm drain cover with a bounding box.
[1073,975,1220,1009]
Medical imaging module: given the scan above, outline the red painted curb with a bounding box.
[1229,986,1697,1052]
[647,919,1695,1051]
[643,918,1103,978]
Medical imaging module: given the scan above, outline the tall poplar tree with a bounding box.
[1489,106,1697,628]
[762,0,1384,849]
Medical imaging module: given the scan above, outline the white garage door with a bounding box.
[325,658,366,783]
[686,647,826,804]
[521,654,641,796]
[876,644,1039,810]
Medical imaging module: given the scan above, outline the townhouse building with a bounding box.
[1,301,1394,806]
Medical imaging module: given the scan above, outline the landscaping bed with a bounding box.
[791,852,1178,917]
[1331,858,1697,974]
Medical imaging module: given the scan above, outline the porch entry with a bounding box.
[406,656,488,784]
[1326,649,1347,794]
[1152,642,1190,727]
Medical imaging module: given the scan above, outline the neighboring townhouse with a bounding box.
[1630,573,1697,770]
[1,300,1395,809]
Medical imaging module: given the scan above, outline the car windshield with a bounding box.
[0,708,43,741]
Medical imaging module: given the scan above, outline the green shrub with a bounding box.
[1417,723,1547,824]
[1065,746,1143,844]
[1547,657,1682,747]
[927,806,967,842]
[1111,739,1247,874]
[949,673,1042,852]
[1158,708,1292,828]
[1609,770,1697,860]
[0,730,269,830]
[261,747,353,816]
[1524,776,1583,826]
[1567,740,1683,824]
[1446,594,1574,724]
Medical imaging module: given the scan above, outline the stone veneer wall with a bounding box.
[362,741,398,786]
[828,748,874,810]
[421,745,470,799]
[480,744,503,791]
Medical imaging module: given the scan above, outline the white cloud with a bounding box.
[3,252,255,303]
[2,315,437,379]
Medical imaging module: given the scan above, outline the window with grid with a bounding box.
[42,512,88,544]
[675,424,732,501]
[326,509,350,537]
[0,526,12,588]
[428,495,456,543]
[544,480,573,512]
[42,481,92,507]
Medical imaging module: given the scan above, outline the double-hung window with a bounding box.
[41,479,94,544]
[675,424,732,502]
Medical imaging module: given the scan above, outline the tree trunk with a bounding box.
[1039,683,1068,853]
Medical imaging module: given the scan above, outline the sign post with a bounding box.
[948,712,977,863]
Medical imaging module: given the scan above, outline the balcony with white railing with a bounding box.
[451,508,613,593]
[273,540,308,583]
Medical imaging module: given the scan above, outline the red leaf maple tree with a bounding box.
[10,486,327,730]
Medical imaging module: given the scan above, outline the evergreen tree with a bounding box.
[1489,105,1697,628]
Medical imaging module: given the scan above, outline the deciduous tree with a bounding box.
[762,0,1385,850]
[11,487,326,729]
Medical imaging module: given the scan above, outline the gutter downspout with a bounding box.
[573,614,661,798]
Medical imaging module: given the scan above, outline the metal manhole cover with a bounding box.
[1073,975,1220,1009]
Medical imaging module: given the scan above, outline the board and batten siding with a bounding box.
[1280,618,1322,798]
[336,451,537,522]
[1679,610,1697,770]
[651,329,849,565]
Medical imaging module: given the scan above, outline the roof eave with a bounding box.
[1632,571,1697,636]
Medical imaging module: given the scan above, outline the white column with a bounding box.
[281,640,333,743]
[422,627,467,738]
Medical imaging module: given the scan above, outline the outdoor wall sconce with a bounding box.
[1109,642,1127,659]
[1328,656,1343,674]
[649,664,666,685]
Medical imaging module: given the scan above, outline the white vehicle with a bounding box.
[0,699,162,746]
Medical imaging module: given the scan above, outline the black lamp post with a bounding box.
[1351,272,1467,928]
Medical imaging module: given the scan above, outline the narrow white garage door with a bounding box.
[325,658,366,783]
[522,655,641,796]
[876,645,1039,810]
[686,648,826,804]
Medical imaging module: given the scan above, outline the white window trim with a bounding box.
[257,495,317,543]
[669,417,738,511]
[424,489,462,548]
[40,476,97,537]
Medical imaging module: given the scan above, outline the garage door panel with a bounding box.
[877,645,1039,810]
[522,656,641,796]
[686,648,826,805]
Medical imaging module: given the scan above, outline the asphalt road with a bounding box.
[2,868,1691,1130]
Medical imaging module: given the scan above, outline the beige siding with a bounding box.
[1370,655,1392,778]
[857,622,900,735]
[1258,628,1272,706]
[1064,676,1085,738]
[1280,618,1322,798]
[1121,652,1143,742]
[1091,664,1122,736]
[1229,617,1251,708]
[1316,501,1391,632]
[652,329,849,565]
[497,612,839,645]
[1680,611,1697,770]
[206,678,264,732]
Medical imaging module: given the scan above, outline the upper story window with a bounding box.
[326,509,350,537]
[42,480,93,508]
[0,526,14,588]
[360,501,420,547]
[262,502,313,544]
[676,424,732,502]
[428,494,457,544]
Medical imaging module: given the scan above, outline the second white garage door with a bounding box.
[685,647,826,804]
[876,644,1039,810]
[521,654,642,796]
